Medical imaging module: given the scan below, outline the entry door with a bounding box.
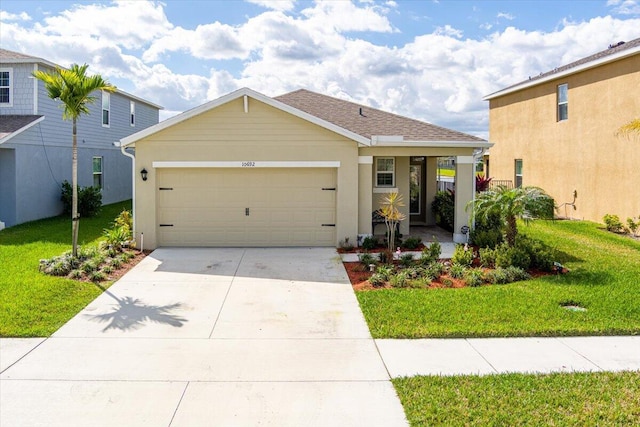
[410,157,426,223]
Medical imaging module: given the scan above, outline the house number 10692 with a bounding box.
[241,161,256,167]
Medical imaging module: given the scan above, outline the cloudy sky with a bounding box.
[1,0,639,138]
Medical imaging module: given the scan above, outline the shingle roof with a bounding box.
[485,37,640,99]
[0,115,44,143]
[0,49,43,62]
[275,89,485,142]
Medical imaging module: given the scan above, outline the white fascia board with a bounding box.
[115,89,163,110]
[120,87,371,147]
[371,140,493,148]
[152,161,341,168]
[484,47,640,100]
[0,116,45,145]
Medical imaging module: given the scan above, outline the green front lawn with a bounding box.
[357,220,640,338]
[0,201,131,337]
[394,371,640,426]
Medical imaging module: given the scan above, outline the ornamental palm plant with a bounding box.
[378,192,406,252]
[469,185,554,247]
[33,64,115,257]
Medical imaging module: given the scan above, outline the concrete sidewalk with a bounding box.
[0,248,408,427]
[376,336,640,378]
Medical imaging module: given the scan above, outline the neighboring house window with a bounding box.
[0,68,12,106]
[102,91,110,127]
[376,157,395,187]
[557,83,568,121]
[130,101,135,126]
[515,159,523,188]
[93,157,103,189]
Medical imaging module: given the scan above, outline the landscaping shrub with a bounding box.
[451,244,473,267]
[368,273,386,287]
[483,267,530,284]
[517,235,555,271]
[463,268,485,287]
[627,217,639,236]
[361,236,378,250]
[603,214,624,233]
[449,263,467,279]
[431,190,454,231]
[479,247,496,268]
[390,271,410,288]
[494,243,531,270]
[61,180,102,218]
[399,253,415,267]
[402,236,422,250]
[339,237,355,251]
[358,253,376,267]
[375,265,394,280]
[420,240,441,265]
[378,250,394,264]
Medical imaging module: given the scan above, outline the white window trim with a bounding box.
[0,68,13,107]
[102,91,110,127]
[557,83,568,122]
[375,157,395,187]
[130,100,135,127]
[93,156,103,189]
[515,159,523,188]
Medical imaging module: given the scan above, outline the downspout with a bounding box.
[116,141,136,240]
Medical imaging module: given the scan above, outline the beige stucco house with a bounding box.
[119,88,490,249]
[484,37,640,223]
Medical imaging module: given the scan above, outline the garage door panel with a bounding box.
[157,168,336,247]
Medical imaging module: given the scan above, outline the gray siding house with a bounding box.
[0,49,161,228]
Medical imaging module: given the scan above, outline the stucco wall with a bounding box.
[488,54,640,223]
[134,96,360,249]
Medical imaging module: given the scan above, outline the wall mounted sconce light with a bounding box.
[140,168,148,181]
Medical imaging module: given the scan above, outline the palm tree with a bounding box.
[378,192,406,251]
[468,185,554,247]
[33,64,115,257]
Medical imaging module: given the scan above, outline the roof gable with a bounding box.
[0,115,45,144]
[485,37,640,100]
[120,87,371,147]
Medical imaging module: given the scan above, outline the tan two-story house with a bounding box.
[484,37,640,223]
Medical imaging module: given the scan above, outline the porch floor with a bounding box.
[373,225,453,244]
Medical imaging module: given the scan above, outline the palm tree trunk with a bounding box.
[506,215,517,247]
[71,119,79,257]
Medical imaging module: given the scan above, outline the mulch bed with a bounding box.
[344,261,466,291]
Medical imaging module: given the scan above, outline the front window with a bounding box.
[376,157,395,187]
[102,91,110,127]
[557,83,568,121]
[0,68,12,106]
[515,159,523,188]
[130,101,135,126]
[93,156,103,189]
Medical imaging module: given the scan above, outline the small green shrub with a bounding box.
[407,277,431,288]
[441,278,454,288]
[420,240,441,265]
[504,266,531,282]
[361,236,378,250]
[494,243,531,270]
[369,273,386,287]
[61,180,102,218]
[451,244,473,267]
[402,237,422,250]
[110,258,121,269]
[103,226,130,252]
[81,260,99,274]
[102,265,114,274]
[470,211,503,249]
[376,265,394,280]
[464,268,485,287]
[399,253,415,267]
[121,251,135,261]
[603,214,624,233]
[449,263,467,279]
[479,247,496,268]
[627,217,639,236]
[390,271,409,288]
[358,253,377,267]
[404,267,422,280]
[89,270,106,283]
[69,269,83,279]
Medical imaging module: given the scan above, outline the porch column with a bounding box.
[395,156,410,237]
[425,157,438,225]
[358,156,373,234]
[453,156,474,243]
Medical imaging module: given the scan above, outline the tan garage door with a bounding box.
[156,168,336,247]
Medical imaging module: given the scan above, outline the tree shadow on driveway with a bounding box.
[86,290,188,332]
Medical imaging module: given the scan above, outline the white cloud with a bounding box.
[607,0,640,15]
[497,12,515,20]
[246,0,296,12]
[434,25,463,38]
[0,10,31,21]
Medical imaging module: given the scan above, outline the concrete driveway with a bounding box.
[0,248,408,426]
